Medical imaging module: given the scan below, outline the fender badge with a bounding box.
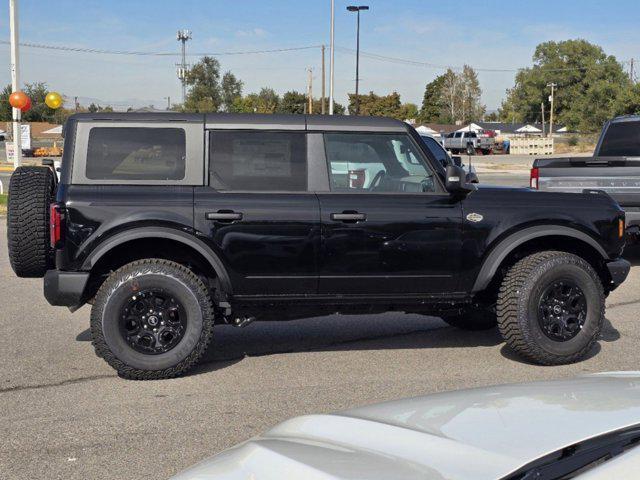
[466,212,483,223]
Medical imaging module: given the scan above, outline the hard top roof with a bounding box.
[67,112,409,132]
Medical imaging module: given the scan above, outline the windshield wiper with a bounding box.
[503,424,640,480]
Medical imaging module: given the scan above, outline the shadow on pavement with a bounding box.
[499,317,619,365]
[75,313,620,376]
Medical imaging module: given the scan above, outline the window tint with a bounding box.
[599,122,640,157]
[421,136,450,167]
[325,133,435,193]
[86,128,186,180]
[454,132,462,138]
[467,132,477,138]
[209,131,307,191]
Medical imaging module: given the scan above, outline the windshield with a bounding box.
[420,135,451,168]
[503,424,640,480]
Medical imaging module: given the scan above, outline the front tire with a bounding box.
[90,259,215,380]
[497,251,604,365]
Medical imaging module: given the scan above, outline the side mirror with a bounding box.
[451,155,463,167]
[445,165,476,195]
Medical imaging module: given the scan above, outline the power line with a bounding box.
[0,40,321,57]
[335,46,632,73]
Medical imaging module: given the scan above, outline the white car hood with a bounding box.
[172,373,640,480]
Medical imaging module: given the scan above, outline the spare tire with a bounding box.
[7,166,56,278]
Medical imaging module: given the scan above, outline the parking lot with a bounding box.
[1,212,640,479]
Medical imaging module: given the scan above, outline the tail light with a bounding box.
[530,167,539,189]
[349,169,366,189]
[50,203,63,248]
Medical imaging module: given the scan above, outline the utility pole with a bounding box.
[307,68,313,114]
[631,58,635,83]
[547,82,557,138]
[541,102,546,137]
[164,96,171,110]
[347,5,369,115]
[74,96,79,111]
[321,45,326,114]
[329,0,335,115]
[176,30,192,105]
[9,0,21,167]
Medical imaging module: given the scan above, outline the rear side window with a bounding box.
[599,122,640,157]
[209,131,307,191]
[86,127,186,180]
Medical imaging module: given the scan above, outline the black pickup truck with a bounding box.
[532,115,640,235]
[6,113,630,379]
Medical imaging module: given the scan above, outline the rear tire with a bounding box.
[466,143,475,156]
[7,166,55,277]
[90,259,215,380]
[497,251,604,365]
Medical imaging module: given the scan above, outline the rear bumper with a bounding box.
[606,258,631,288]
[43,270,90,309]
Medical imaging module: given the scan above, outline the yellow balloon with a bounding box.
[45,92,63,109]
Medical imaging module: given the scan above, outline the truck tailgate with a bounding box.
[535,157,640,207]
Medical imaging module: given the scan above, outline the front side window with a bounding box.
[325,133,436,193]
[86,127,186,180]
[209,131,307,191]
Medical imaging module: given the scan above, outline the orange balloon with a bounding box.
[9,91,29,110]
[20,96,31,112]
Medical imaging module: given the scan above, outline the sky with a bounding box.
[1,0,639,111]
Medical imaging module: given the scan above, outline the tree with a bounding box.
[401,103,419,121]
[221,71,243,112]
[0,84,11,121]
[419,75,445,123]
[184,56,223,112]
[438,66,485,124]
[347,91,406,118]
[279,90,306,114]
[459,65,484,123]
[88,103,99,113]
[499,40,631,131]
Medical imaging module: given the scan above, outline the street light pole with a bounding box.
[329,0,335,115]
[9,0,21,167]
[347,5,368,115]
[547,82,557,138]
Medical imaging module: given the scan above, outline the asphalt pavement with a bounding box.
[2,216,640,479]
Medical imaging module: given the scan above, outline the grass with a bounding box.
[0,194,7,216]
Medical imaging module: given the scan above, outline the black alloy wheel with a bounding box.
[538,280,587,342]
[120,289,187,355]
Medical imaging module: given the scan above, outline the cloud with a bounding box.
[235,27,269,38]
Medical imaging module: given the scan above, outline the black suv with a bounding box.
[7,113,630,379]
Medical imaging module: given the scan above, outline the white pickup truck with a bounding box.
[444,130,493,155]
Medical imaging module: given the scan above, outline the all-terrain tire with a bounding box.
[90,259,215,380]
[7,166,55,277]
[441,304,497,331]
[497,251,604,365]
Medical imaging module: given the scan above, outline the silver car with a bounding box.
[172,373,640,479]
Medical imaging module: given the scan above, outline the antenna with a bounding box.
[176,29,192,104]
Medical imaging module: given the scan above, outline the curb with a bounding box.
[0,167,15,173]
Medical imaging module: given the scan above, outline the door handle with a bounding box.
[330,212,367,222]
[206,211,243,222]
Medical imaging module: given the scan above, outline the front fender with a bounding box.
[471,225,608,293]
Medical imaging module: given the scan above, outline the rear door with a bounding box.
[316,132,463,295]
[194,129,320,296]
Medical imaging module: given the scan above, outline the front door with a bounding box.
[318,132,463,295]
[194,130,320,296]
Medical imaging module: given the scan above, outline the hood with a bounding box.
[171,373,640,480]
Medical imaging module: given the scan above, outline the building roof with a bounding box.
[477,121,563,134]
